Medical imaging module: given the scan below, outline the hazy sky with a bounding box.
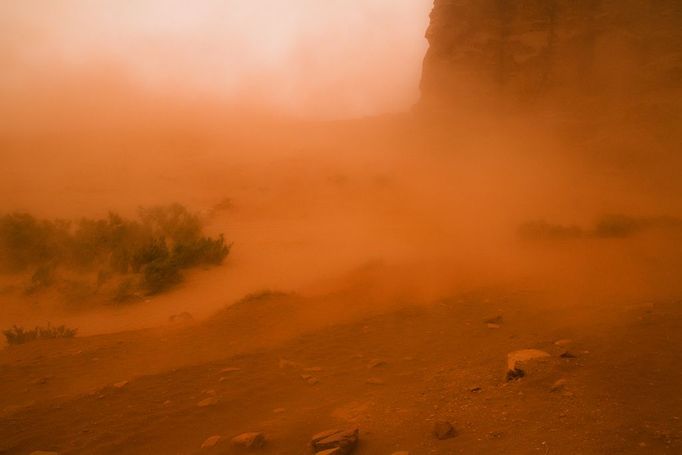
[1,1,432,118]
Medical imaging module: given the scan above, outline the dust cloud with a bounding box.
[1,3,682,454]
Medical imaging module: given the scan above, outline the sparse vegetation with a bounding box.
[0,204,231,303]
[3,324,77,346]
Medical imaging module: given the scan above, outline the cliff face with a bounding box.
[421,0,682,112]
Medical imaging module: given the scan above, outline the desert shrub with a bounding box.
[113,278,137,303]
[0,204,230,302]
[139,204,202,244]
[594,214,643,238]
[142,259,182,295]
[0,214,70,272]
[3,324,77,346]
[25,264,55,294]
[518,221,584,241]
[131,237,169,272]
[171,235,231,268]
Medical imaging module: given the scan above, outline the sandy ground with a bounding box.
[2,115,682,454]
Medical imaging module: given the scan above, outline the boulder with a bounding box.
[311,428,359,453]
[231,432,266,449]
[506,349,551,380]
[201,435,221,449]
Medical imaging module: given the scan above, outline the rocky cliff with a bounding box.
[420,0,682,113]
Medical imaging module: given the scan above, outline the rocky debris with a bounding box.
[469,386,482,393]
[365,377,385,385]
[113,381,128,389]
[231,432,266,449]
[301,374,320,385]
[169,312,193,324]
[201,435,222,449]
[433,421,457,440]
[367,359,387,369]
[311,428,359,454]
[551,379,568,393]
[506,349,551,380]
[197,397,219,407]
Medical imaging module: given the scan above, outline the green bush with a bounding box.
[3,324,77,346]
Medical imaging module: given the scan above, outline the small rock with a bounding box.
[507,349,551,371]
[231,432,266,449]
[367,359,387,369]
[484,315,504,324]
[201,435,221,449]
[506,368,525,381]
[220,367,241,374]
[169,312,193,324]
[316,449,343,455]
[113,381,128,389]
[486,323,501,329]
[560,351,577,359]
[307,377,320,385]
[506,349,550,380]
[554,339,573,347]
[273,408,286,414]
[311,428,359,453]
[197,397,219,407]
[365,377,385,385]
[470,387,482,393]
[551,379,568,392]
[433,421,457,440]
[305,367,324,372]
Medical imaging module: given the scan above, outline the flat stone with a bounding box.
[551,379,568,392]
[220,367,241,373]
[507,349,551,371]
[197,397,219,407]
[367,359,387,369]
[311,428,359,453]
[315,449,343,455]
[231,432,266,449]
[201,435,221,449]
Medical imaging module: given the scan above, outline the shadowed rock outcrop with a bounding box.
[420,0,682,113]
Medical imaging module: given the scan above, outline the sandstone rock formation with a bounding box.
[420,0,682,113]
